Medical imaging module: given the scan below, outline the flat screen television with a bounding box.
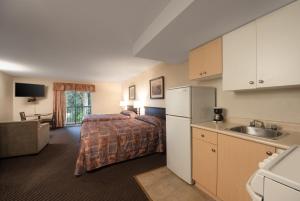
[15,83,45,97]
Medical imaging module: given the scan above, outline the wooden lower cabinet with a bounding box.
[217,134,275,201]
[192,134,217,195]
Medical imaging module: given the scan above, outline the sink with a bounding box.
[228,126,282,139]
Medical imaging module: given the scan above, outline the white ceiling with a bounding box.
[134,0,296,63]
[0,0,169,81]
[0,0,296,82]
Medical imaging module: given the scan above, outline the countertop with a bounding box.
[191,121,300,149]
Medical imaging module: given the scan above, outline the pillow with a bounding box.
[135,115,162,127]
[120,110,137,118]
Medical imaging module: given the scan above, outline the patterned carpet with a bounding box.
[0,126,166,201]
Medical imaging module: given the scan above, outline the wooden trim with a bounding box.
[149,76,165,99]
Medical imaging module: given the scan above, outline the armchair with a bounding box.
[0,120,50,158]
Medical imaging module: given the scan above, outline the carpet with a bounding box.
[0,126,166,201]
[134,167,215,201]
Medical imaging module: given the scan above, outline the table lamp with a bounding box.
[133,100,142,115]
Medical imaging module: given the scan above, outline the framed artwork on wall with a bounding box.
[149,76,164,99]
[129,85,136,100]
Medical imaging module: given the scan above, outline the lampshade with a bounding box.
[133,100,141,108]
[120,101,127,107]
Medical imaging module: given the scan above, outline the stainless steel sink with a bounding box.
[228,126,282,139]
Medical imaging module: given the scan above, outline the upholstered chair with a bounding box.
[0,120,50,158]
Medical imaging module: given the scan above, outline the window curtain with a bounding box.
[53,82,95,127]
[53,90,66,128]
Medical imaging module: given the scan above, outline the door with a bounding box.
[65,91,92,125]
[217,134,275,201]
[257,1,300,88]
[204,37,223,77]
[192,137,217,195]
[166,115,192,184]
[166,87,191,118]
[223,21,257,90]
[189,45,206,80]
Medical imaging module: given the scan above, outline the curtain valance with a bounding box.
[53,82,96,92]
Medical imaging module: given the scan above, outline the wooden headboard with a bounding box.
[144,106,166,119]
[127,105,138,114]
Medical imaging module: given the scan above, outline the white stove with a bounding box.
[247,145,300,201]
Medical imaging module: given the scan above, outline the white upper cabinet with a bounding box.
[223,1,300,90]
[257,1,300,88]
[223,21,257,90]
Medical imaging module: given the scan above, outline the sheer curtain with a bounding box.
[53,83,95,127]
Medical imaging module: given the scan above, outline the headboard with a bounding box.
[127,105,138,114]
[144,106,166,119]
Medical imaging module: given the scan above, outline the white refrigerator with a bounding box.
[166,86,215,184]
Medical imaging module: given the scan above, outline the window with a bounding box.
[65,91,91,125]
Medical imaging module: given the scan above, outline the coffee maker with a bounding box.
[213,107,224,122]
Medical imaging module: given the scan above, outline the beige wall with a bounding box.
[122,63,189,109]
[91,82,122,114]
[13,77,122,121]
[0,71,13,121]
[122,63,300,124]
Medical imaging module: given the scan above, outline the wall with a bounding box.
[13,77,122,121]
[122,63,189,108]
[0,71,13,121]
[122,63,300,124]
[91,82,122,114]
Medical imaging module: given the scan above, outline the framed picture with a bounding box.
[129,85,136,100]
[150,76,164,99]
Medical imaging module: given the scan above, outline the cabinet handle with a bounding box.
[266,151,273,156]
[201,134,205,138]
[200,72,203,76]
[249,81,254,84]
[258,80,264,84]
[211,148,216,153]
[203,71,207,75]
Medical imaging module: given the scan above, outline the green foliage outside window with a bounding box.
[65,91,91,124]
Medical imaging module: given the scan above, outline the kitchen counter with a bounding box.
[191,121,300,149]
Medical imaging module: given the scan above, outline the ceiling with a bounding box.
[0,0,296,82]
[0,0,169,81]
[134,0,296,63]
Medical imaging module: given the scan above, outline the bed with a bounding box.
[75,107,166,176]
[82,106,138,123]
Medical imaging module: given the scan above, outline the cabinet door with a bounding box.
[189,38,222,80]
[223,21,257,90]
[217,135,275,201]
[192,137,217,195]
[257,1,300,88]
[204,38,222,78]
[189,46,205,80]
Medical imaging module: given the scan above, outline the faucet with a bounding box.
[249,120,265,128]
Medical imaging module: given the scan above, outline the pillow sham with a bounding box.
[120,110,137,118]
